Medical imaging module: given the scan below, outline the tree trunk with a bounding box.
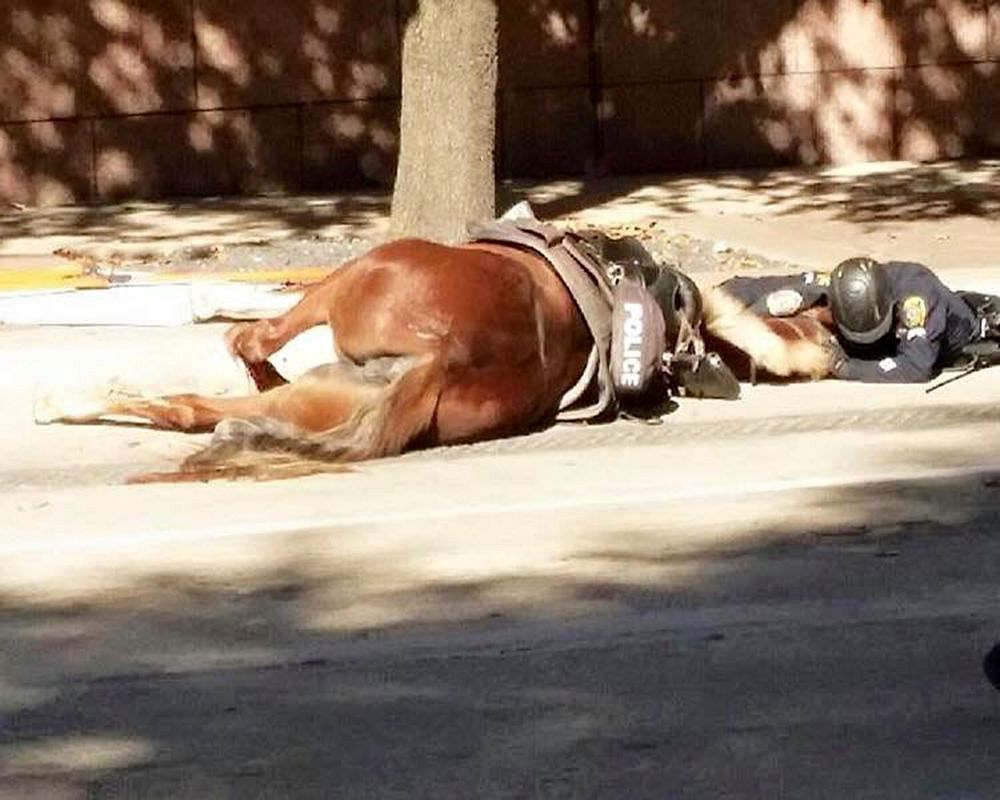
[389,0,498,243]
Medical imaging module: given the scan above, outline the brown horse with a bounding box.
[38,229,836,482]
[40,233,665,481]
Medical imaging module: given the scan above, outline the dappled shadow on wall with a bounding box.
[0,0,996,206]
[0,0,401,205]
[654,0,997,171]
[506,0,996,179]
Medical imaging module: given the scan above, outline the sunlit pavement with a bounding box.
[2,320,1000,797]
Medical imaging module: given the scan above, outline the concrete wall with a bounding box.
[1,0,996,206]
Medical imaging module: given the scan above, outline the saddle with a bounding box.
[467,217,740,420]
[467,218,620,422]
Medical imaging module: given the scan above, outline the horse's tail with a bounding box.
[129,356,443,484]
[701,286,834,379]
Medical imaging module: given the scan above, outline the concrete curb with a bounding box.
[398,401,1000,462]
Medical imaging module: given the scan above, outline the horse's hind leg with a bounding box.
[129,355,444,482]
[190,356,442,463]
[37,362,380,433]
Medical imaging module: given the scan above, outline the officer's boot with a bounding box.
[960,291,1000,340]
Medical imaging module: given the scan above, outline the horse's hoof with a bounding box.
[32,388,61,424]
[984,642,1000,690]
[33,385,105,424]
[225,320,276,363]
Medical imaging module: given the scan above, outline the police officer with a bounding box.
[718,257,997,383]
[826,257,980,383]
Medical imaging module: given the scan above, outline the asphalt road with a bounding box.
[2,479,1000,799]
[2,324,1000,798]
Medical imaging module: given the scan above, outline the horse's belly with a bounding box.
[431,363,556,444]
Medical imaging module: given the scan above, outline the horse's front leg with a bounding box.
[226,268,347,363]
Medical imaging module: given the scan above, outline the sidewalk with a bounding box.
[1,158,998,483]
[1,159,997,289]
[537,159,1000,274]
[6,318,1000,609]
[2,158,998,530]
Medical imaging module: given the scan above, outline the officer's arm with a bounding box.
[748,280,828,317]
[747,295,779,316]
[834,333,940,383]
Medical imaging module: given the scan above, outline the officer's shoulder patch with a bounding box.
[803,271,830,286]
[901,295,927,328]
[765,289,804,317]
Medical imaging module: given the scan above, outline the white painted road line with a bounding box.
[2,461,997,558]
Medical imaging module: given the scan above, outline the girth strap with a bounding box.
[467,219,617,422]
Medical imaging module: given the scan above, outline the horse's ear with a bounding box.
[498,200,539,222]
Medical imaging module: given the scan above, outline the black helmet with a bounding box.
[643,265,704,352]
[829,257,894,344]
[573,228,704,351]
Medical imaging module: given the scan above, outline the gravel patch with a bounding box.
[53,223,802,283]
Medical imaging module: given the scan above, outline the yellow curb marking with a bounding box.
[0,269,107,291]
[140,267,333,285]
[0,266,334,293]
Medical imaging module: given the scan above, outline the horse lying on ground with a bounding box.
[37,220,837,482]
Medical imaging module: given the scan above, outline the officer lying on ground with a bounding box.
[718,257,1000,383]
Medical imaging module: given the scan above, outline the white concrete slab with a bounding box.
[0,282,301,326]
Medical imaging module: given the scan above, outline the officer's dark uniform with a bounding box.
[718,262,981,383]
[720,272,829,317]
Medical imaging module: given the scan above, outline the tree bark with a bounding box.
[389,0,498,243]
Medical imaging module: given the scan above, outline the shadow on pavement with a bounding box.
[2,465,1000,797]
[526,160,1000,224]
[0,194,392,260]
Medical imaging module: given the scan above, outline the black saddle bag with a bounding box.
[609,274,667,399]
